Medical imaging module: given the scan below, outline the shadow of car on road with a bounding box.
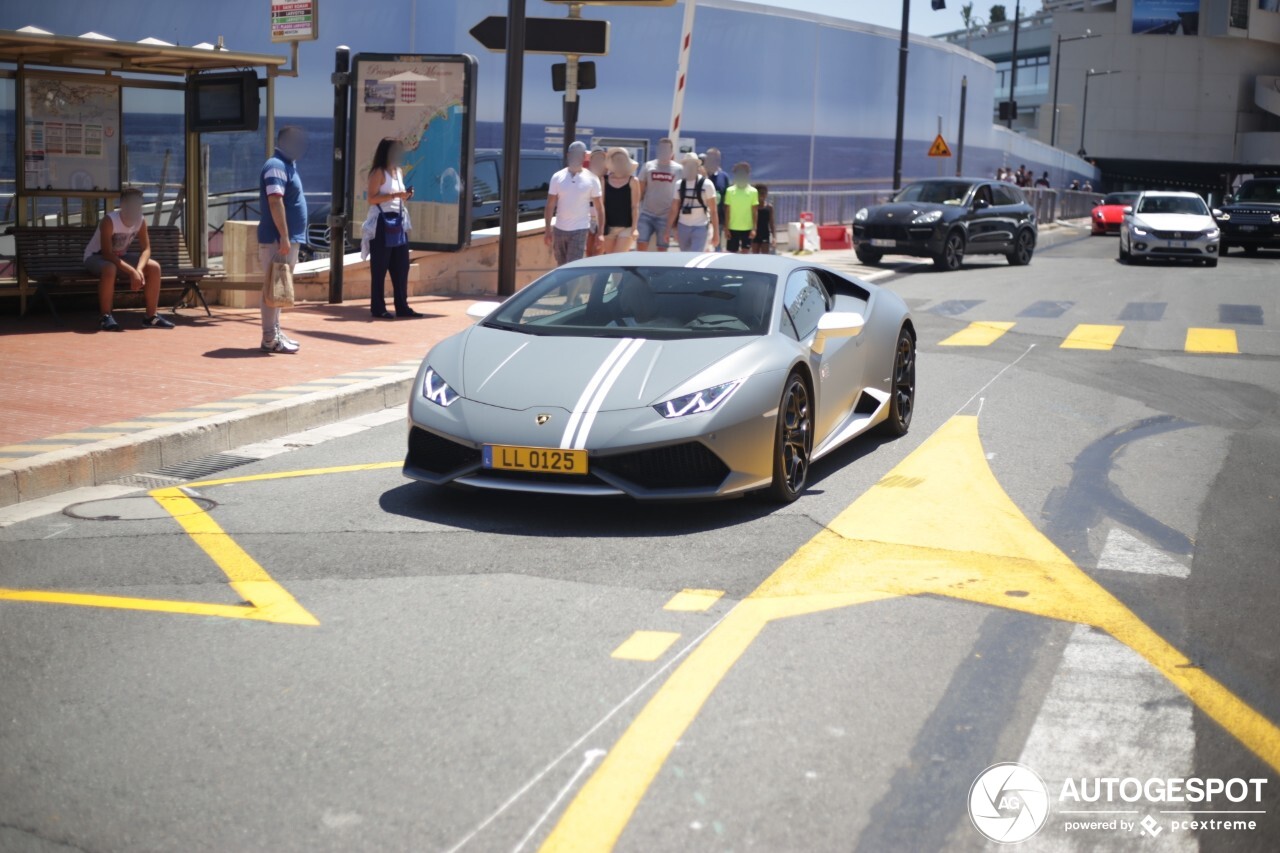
[376,427,902,539]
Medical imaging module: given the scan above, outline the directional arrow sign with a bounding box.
[470,16,610,56]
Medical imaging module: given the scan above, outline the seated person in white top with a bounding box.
[82,187,172,331]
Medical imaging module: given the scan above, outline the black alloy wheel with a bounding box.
[933,230,964,271]
[881,328,915,437]
[767,372,813,503]
[1007,229,1035,266]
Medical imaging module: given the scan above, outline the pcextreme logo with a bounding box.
[969,762,1051,843]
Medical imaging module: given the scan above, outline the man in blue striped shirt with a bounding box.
[257,126,309,353]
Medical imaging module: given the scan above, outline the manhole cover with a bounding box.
[64,494,217,521]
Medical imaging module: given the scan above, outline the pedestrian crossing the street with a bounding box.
[928,300,1265,355]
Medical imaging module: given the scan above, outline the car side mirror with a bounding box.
[1122,205,1133,214]
[811,311,865,354]
[973,197,990,210]
[466,300,502,321]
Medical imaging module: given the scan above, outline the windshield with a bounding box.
[1102,193,1139,206]
[1233,181,1280,203]
[1136,195,1208,216]
[893,181,972,205]
[484,266,777,339]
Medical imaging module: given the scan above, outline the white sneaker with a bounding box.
[261,337,299,354]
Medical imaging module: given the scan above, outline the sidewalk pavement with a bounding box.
[0,295,477,507]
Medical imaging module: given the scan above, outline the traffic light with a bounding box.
[932,0,947,9]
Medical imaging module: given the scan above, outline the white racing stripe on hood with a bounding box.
[559,338,639,449]
[571,338,645,450]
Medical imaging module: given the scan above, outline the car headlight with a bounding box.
[1203,228,1220,239]
[1095,210,1105,218]
[854,208,869,222]
[912,210,943,225]
[1131,224,1149,236]
[1217,212,1231,221]
[1272,214,1280,223]
[422,367,460,407]
[654,380,741,419]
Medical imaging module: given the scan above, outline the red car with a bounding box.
[1092,192,1140,235]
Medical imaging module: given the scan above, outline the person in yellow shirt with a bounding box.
[722,162,759,254]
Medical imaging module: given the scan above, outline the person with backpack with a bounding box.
[668,154,720,252]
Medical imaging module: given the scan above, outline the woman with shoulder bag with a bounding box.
[365,138,421,319]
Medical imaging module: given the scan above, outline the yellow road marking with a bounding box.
[663,589,725,612]
[185,461,401,489]
[938,321,1016,347]
[192,402,259,410]
[1186,328,1238,354]
[102,421,184,429]
[234,393,300,400]
[539,416,1280,852]
[48,432,130,440]
[0,443,79,453]
[611,631,681,662]
[1060,323,1124,350]
[0,462,403,624]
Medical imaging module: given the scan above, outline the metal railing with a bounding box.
[767,190,894,230]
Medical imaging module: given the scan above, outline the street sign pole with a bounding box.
[562,4,582,159]
[891,0,909,191]
[498,0,526,297]
[956,75,967,178]
[328,45,350,304]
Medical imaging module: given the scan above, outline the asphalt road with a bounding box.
[1,235,1278,853]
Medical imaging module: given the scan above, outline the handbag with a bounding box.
[264,254,295,308]
[378,204,408,248]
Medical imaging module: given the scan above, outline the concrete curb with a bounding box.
[0,370,416,508]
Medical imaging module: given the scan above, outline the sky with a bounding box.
[763,0,969,35]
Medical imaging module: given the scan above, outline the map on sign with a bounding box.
[271,0,318,42]
[22,75,121,191]
[351,54,477,252]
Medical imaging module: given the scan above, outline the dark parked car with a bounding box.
[853,178,1038,271]
[300,149,565,259]
[1213,178,1280,255]
[302,203,356,261]
[470,149,564,231]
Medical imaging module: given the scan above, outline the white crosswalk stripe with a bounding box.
[1013,625,1197,851]
[1096,527,1190,579]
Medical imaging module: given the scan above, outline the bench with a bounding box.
[11,225,216,320]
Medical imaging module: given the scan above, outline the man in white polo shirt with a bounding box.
[544,141,604,266]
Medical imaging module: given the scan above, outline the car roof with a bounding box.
[1137,190,1202,198]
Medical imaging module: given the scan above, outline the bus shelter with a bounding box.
[0,26,289,313]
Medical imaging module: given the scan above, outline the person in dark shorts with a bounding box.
[752,184,774,254]
[722,162,759,254]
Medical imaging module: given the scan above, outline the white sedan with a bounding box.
[1119,191,1220,267]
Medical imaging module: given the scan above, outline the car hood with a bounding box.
[866,201,961,222]
[1219,201,1280,213]
[455,325,758,412]
[1132,213,1214,231]
[1093,204,1127,219]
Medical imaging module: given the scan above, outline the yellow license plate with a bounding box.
[483,445,588,475]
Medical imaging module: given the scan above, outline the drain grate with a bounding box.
[109,452,260,489]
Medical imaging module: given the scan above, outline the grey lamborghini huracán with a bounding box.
[404,252,915,502]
